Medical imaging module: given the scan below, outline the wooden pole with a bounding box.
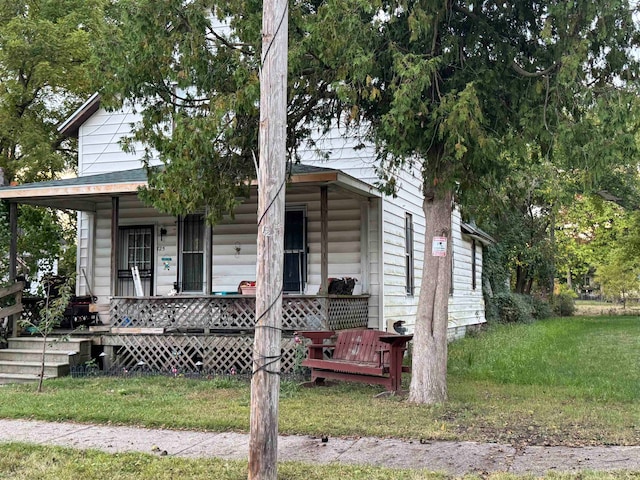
[8,202,17,282]
[8,201,18,337]
[320,186,329,294]
[248,0,288,478]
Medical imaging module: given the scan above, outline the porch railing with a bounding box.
[109,294,369,332]
[0,281,24,338]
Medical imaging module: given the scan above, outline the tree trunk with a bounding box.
[408,188,453,404]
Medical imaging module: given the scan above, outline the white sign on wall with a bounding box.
[432,236,447,257]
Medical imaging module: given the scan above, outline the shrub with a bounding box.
[531,296,553,319]
[552,284,577,317]
[552,293,576,316]
[486,292,535,324]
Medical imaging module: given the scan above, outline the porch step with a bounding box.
[0,337,93,384]
[0,360,69,377]
[0,349,78,363]
[0,373,57,385]
[7,337,92,362]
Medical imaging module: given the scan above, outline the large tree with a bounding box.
[339,1,640,403]
[95,1,640,404]
[0,0,107,282]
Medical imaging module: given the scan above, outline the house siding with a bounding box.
[449,208,487,332]
[74,111,484,335]
[297,127,486,334]
[78,106,160,176]
[75,211,94,297]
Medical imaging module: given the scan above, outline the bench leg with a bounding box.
[388,348,405,392]
[310,370,326,386]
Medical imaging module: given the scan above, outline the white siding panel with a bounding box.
[75,212,93,296]
[211,189,363,294]
[78,107,161,176]
[448,208,487,329]
[380,165,425,332]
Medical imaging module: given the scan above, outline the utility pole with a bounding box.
[248,0,288,478]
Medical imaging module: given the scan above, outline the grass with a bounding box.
[0,442,436,480]
[1,443,640,480]
[575,300,640,316]
[0,316,637,448]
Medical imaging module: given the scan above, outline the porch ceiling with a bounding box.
[0,164,379,211]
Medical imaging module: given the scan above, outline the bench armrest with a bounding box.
[305,342,335,360]
[296,330,335,344]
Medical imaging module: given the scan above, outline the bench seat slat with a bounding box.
[302,358,386,376]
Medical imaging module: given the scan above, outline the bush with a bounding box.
[486,292,535,324]
[531,296,553,319]
[551,284,577,317]
[552,293,576,316]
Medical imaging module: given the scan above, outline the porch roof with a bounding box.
[0,164,379,211]
[461,221,496,245]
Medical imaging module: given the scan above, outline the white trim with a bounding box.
[377,197,385,330]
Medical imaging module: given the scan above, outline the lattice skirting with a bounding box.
[107,334,299,374]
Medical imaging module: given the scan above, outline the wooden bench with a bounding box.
[298,329,412,392]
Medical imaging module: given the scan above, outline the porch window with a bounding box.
[405,213,415,296]
[117,226,153,296]
[181,214,205,293]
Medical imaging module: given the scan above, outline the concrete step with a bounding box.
[6,337,92,361]
[0,361,70,377]
[0,373,56,385]
[0,349,77,363]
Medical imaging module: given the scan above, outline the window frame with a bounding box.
[405,213,415,296]
[180,214,206,293]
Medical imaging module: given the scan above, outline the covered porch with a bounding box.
[0,165,381,373]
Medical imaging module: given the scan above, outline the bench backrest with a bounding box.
[333,330,388,365]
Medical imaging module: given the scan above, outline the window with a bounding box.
[405,213,415,295]
[181,214,205,292]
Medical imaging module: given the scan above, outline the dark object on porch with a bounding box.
[297,329,412,392]
[327,277,356,295]
[22,295,97,330]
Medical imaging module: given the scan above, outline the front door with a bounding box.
[283,208,307,293]
[117,226,154,296]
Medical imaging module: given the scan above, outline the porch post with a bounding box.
[9,201,18,337]
[8,202,17,282]
[319,186,329,294]
[110,197,119,296]
[205,210,213,296]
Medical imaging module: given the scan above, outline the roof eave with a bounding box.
[57,92,101,138]
[461,222,496,246]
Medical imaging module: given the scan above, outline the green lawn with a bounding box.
[0,316,637,447]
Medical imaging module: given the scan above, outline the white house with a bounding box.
[0,94,493,373]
